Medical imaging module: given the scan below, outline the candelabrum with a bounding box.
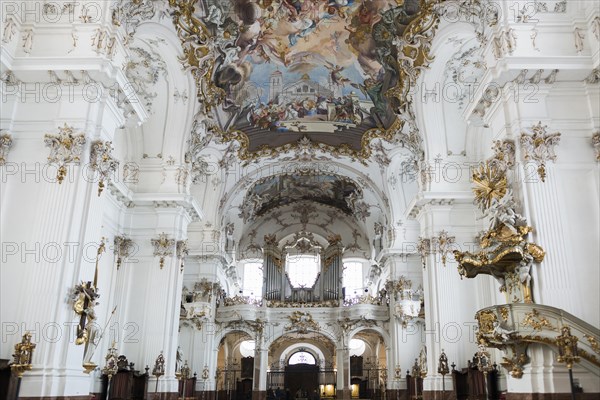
[437,350,450,400]
[394,364,402,380]
[10,332,36,399]
[411,359,421,400]
[201,366,209,400]
[102,342,119,400]
[152,351,166,400]
[177,360,191,400]
[556,326,580,400]
[476,344,493,400]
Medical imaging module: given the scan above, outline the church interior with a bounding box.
[0,1,599,400]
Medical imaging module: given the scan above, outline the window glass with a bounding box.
[289,351,316,365]
[243,262,263,299]
[240,340,255,357]
[349,339,366,356]
[286,254,320,288]
[343,261,363,299]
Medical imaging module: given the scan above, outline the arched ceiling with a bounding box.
[242,173,363,219]
[218,159,395,260]
[112,0,495,255]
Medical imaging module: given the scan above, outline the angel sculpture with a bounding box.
[487,193,526,236]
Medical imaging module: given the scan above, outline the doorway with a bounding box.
[284,364,319,399]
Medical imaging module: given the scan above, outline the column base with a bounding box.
[336,389,351,400]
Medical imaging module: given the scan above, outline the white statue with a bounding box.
[486,192,526,236]
[530,29,539,52]
[176,345,183,371]
[83,323,100,364]
[106,37,117,59]
[574,28,585,53]
[206,5,224,27]
[2,17,17,44]
[492,36,504,59]
[67,31,79,54]
[22,30,34,54]
[91,29,106,52]
[492,320,516,342]
[592,16,600,41]
[505,29,517,54]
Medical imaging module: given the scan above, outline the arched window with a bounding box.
[286,254,320,288]
[343,261,364,299]
[240,340,255,357]
[349,339,366,356]
[288,351,316,365]
[243,262,263,299]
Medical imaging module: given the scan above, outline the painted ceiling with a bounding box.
[171,0,428,157]
[245,174,361,217]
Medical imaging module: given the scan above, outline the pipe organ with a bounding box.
[260,233,343,304]
[263,242,283,301]
[320,241,343,301]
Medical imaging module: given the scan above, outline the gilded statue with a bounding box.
[13,332,35,366]
[437,350,449,375]
[71,281,100,345]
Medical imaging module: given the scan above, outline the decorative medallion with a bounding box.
[151,233,176,269]
[432,230,455,267]
[592,132,600,162]
[416,237,430,269]
[0,132,13,166]
[168,0,442,160]
[520,122,561,182]
[90,141,119,196]
[521,309,554,332]
[285,310,320,333]
[476,310,497,335]
[114,236,135,270]
[44,124,86,184]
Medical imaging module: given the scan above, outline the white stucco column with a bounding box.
[0,79,127,397]
[114,206,191,394]
[336,340,350,400]
[416,202,490,396]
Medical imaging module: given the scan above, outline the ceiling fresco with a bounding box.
[169,0,437,158]
[243,174,361,218]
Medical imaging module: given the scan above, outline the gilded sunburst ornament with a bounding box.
[472,162,508,211]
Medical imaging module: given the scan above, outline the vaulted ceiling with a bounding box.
[100,0,492,263]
